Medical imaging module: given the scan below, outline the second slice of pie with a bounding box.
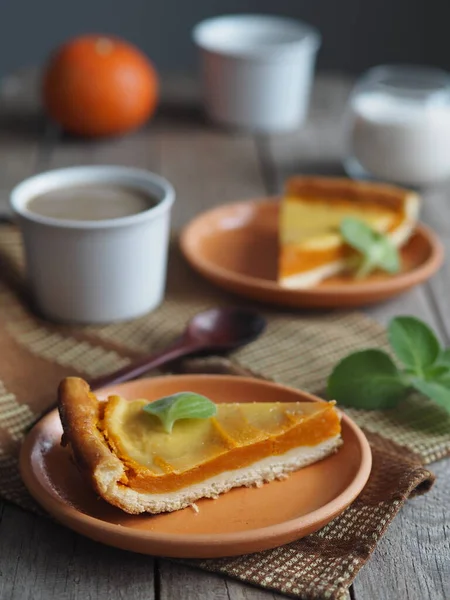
[278,177,420,288]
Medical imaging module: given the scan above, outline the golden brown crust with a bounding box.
[58,377,122,498]
[285,176,417,210]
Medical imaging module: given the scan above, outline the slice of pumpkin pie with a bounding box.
[58,377,342,515]
[278,177,420,288]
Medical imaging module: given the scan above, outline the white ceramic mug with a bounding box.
[192,14,321,132]
[10,166,175,324]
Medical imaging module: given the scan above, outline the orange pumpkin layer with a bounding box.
[99,396,341,494]
[280,244,353,278]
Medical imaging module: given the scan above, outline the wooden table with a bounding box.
[0,72,449,600]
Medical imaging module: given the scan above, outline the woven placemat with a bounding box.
[0,225,448,600]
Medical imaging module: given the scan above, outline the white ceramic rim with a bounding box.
[10,165,175,230]
[192,14,321,58]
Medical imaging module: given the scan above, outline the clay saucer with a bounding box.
[20,375,371,559]
[180,198,444,308]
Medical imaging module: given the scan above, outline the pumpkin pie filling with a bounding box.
[99,396,341,494]
[278,177,419,286]
[280,197,403,276]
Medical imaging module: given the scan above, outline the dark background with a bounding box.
[0,0,444,77]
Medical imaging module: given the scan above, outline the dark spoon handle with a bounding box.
[90,338,202,391]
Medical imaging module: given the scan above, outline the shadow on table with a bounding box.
[154,100,207,130]
[0,110,46,141]
[278,158,347,178]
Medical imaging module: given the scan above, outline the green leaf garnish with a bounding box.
[143,392,217,433]
[340,217,400,278]
[327,349,409,409]
[423,364,450,382]
[327,316,450,416]
[409,378,450,412]
[437,347,450,366]
[388,316,441,375]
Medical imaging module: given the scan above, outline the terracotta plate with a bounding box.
[180,198,443,308]
[20,375,372,558]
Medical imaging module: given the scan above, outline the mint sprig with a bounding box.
[388,316,440,375]
[340,217,400,278]
[143,392,217,433]
[327,316,450,413]
[327,349,409,409]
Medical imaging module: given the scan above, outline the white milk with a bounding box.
[348,91,450,187]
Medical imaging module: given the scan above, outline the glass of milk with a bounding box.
[344,65,450,188]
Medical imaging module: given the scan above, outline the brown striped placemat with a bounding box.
[0,225,448,600]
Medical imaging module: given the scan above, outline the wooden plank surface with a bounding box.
[353,459,450,600]
[0,73,447,600]
[156,75,266,231]
[418,183,450,344]
[0,70,44,216]
[0,503,156,600]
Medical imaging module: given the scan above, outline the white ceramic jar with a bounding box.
[10,166,175,324]
[193,14,321,132]
[345,65,450,187]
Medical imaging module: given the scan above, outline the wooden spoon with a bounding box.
[90,306,266,390]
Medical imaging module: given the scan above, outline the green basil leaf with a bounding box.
[388,316,441,374]
[327,349,408,409]
[340,217,377,253]
[438,348,450,365]
[410,378,450,413]
[340,217,400,278]
[372,239,401,273]
[423,364,450,382]
[143,392,217,433]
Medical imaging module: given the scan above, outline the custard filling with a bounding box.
[98,397,341,494]
[279,196,405,277]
